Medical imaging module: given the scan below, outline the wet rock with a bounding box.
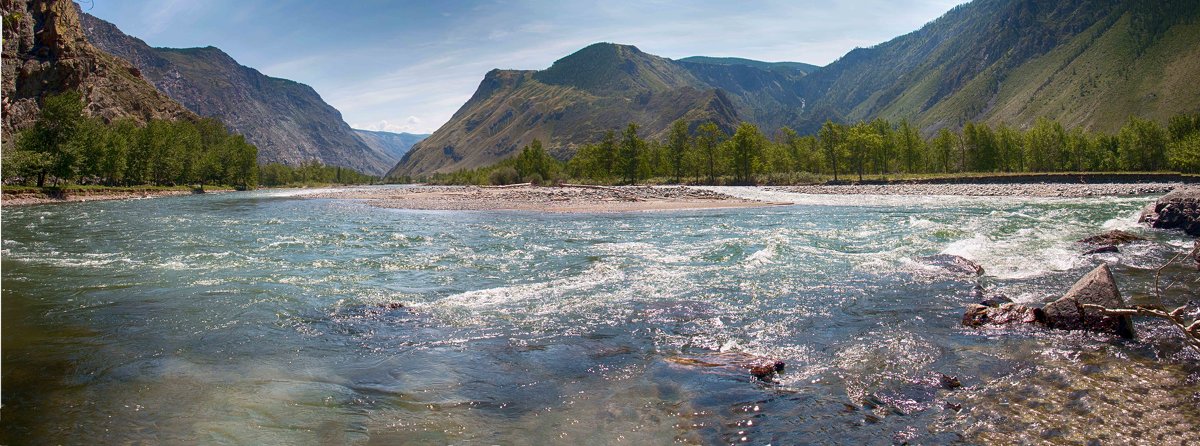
[921,254,984,275]
[939,374,962,389]
[1042,264,1135,338]
[1083,245,1119,255]
[972,285,1013,307]
[377,302,405,310]
[1140,187,1200,236]
[962,303,1045,327]
[667,352,785,381]
[1078,229,1145,245]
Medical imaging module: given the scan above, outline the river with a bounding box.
[2,186,1197,444]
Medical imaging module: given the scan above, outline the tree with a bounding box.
[667,119,689,183]
[846,122,882,181]
[897,119,923,174]
[13,91,87,186]
[695,122,725,184]
[818,120,844,181]
[1118,116,1168,171]
[931,128,956,173]
[618,123,644,184]
[729,122,764,184]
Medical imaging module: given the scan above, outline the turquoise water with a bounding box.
[2,187,1197,444]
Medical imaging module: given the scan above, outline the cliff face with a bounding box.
[79,11,397,175]
[1,0,194,144]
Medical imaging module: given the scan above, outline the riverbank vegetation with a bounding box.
[422,113,1200,185]
[2,92,379,192]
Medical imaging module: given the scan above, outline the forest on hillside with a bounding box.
[1,93,378,189]
[421,114,1200,186]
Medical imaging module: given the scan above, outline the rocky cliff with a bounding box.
[79,10,396,175]
[1,0,194,144]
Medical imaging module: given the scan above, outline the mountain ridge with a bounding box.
[391,0,1200,177]
[78,10,399,175]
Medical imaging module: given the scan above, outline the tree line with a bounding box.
[3,92,258,189]
[428,113,1200,185]
[2,92,380,190]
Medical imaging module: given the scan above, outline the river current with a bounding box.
[2,186,1197,444]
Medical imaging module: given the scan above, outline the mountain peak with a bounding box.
[532,42,692,94]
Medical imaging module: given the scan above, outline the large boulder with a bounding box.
[1042,264,1135,338]
[1140,187,1200,236]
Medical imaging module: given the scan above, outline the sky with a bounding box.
[81,0,964,135]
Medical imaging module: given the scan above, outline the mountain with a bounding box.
[803,0,1200,134]
[677,56,820,75]
[1,0,194,144]
[390,0,1200,178]
[78,11,397,175]
[389,43,805,176]
[353,129,428,161]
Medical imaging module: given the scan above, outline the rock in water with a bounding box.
[1083,245,1119,255]
[962,303,1045,327]
[1042,264,1135,338]
[1078,230,1145,245]
[1140,187,1200,236]
[920,254,985,276]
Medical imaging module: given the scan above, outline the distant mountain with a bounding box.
[389,43,803,176]
[78,11,396,175]
[353,129,427,161]
[803,0,1200,134]
[1,0,194,144]
[390,0,1200,178]
[677,56,820,75]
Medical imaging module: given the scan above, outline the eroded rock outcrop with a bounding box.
[1,0,194,144]
[920,254,985,276]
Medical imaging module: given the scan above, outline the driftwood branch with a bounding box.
[1084,303,1200,351]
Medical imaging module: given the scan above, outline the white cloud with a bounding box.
[353,117,428,134]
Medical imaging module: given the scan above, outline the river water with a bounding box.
[2,186,1197,444]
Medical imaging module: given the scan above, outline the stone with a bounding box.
[1042,264,1135,338]
[1077,229,1145,245]
[938,374,962,389]
[979,293,1013,307]
[1083,245,1119,255]
[962,303,1045,327]
[920,254,985,275]
[1141,188,1200,237]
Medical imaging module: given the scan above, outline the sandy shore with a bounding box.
[771,182,1180,197]
[307,185,784,212]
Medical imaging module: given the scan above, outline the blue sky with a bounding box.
[81,0,963,134]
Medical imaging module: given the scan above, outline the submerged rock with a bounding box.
[1140,187,1200,236]
[962,303,1045,327]
[1078,229,1145,245]
[666,352,785,381]
[1042,264,1135,338]
[920,254,985,276]
[1083,245,1119,255]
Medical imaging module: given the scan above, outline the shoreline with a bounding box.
[0,188,227,206]
[769,182,1178,198]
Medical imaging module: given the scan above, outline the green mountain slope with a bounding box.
[353,129,428,161]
